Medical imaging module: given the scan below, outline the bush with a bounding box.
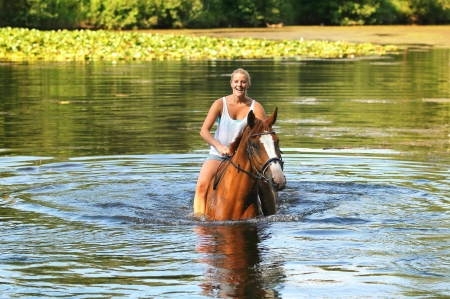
[400,0,450,24]
[292,0,403,25]
[291,0,450,25]
[0,0,87,29]
[136,0,204,29]
[87,0,203,29]
[1,0,449,29]
[331,1,380,25]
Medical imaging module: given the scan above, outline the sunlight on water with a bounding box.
[1,151,450,298]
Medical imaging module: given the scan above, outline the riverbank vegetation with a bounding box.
[0,27,399,62]
[1,0,449,30]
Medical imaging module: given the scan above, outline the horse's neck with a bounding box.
[227,127,258,190]
[209,129,259,220]
[233,133,253,173]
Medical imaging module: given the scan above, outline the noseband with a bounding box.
[247,131,284,182]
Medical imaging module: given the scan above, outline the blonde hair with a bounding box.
[230,68,251,88]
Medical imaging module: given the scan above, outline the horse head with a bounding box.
[245,108,286,192]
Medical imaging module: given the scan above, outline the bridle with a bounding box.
[246,131,284,182]
[213,131,284,189]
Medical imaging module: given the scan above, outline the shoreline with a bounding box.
[137,25,450,48]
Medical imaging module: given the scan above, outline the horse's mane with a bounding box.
[228,118,267,154]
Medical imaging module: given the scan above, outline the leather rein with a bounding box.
[213,131,284,190]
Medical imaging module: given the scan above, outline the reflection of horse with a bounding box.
[195,224,281,298]
[205,108,286,221]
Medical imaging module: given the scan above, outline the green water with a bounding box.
[0,48,449,298]
[1,49,449,159]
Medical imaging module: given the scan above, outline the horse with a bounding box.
[204,108,286,221]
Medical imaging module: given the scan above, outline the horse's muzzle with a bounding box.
[269,173,286,191]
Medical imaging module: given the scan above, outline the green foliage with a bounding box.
[393,0,450,24]
[159,0,293,28]
[0,0,87,29]
[371,0,404,24]
[88,0,139,29]
[0,27,399,62]
[1,0,449,29]
[0,0,28,27]
[218,0,294,27]
[86,0,205,29]
[331,0,380,25]
[291,0,450,25]
[292,0,399,25]
[136,0,204,29]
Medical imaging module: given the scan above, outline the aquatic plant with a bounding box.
[0,27,399,62]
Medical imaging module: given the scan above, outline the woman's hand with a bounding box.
[216,144,230,156]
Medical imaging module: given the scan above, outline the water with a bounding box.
[1,48,450,298]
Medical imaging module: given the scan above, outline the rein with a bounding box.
[213,155,258,190]
[213,131,284,190]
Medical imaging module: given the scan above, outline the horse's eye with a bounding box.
[252,142,258,148]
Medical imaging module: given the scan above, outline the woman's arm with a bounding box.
[200,99,229,155]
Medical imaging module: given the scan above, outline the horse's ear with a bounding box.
[267,107,278,127]
[248,110,255,129]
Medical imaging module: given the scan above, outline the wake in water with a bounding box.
[2,154,450,298]
[5,166,427,227]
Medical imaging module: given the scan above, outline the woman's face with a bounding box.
[230,73,248,97]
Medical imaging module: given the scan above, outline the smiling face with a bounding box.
[230,71,250,98]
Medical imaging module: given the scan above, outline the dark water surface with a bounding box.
[1,48,450,298]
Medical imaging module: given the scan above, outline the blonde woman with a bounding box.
[193,68,271,215]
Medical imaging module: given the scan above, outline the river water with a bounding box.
[1,48,450,298]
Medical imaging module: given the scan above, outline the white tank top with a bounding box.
[209,97,255,156]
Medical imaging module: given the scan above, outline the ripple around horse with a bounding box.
[204,108,286,221]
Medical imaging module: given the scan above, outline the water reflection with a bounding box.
[1,49,449,160]
[195,223,281,299]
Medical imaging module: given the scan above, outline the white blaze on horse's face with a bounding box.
[259,133,286,189]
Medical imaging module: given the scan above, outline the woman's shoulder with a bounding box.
[208,97,225,113]
[251,100,267,120]
[251,100,264,109]
[212,97,225,106]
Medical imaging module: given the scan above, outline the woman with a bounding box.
[193,68,268,215]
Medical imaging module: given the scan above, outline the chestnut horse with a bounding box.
[204,108,286,221]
